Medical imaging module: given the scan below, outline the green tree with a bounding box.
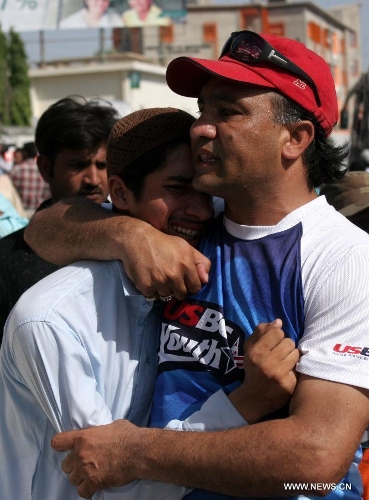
[0,27,9,125]
[7,28,31,126]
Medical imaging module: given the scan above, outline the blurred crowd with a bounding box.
[0,141,50,238]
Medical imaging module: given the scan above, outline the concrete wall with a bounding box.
[29,58,197,124]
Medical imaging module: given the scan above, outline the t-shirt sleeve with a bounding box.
[298,244,369,389]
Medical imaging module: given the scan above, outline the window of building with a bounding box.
[203,23,217,56]
[203,23,217,44]
[332,32,340,55]
[324,28,331,49]
[160,25,174,44]
[308,21,321,44]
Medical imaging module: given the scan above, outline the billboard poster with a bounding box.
[0,0,57,32]
[0,0,187,32]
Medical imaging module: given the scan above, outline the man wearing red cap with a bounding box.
[28,32,369,500]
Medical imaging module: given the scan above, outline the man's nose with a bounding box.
[185,193,214,221]
[83,165,102,185]
[190,118,217,140]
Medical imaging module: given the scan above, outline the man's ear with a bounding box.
[37,154,53,183]
[108,175,131,211]
[282,121,315,160]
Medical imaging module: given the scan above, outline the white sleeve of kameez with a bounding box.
[165,389,248,431]
[11,320,114,433]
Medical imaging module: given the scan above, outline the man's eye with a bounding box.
[166,184,186,191]
[68,164,86,170]
[220,108,237,117]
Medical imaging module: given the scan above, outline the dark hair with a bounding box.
[22,142,37,159]
[270,93,349,188]
[119,137,191,200]
[35,96,120,164]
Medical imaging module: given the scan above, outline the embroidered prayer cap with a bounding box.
[107,107,195,176]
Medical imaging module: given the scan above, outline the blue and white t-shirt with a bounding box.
[151,196,369,500]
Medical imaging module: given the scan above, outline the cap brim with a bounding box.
[166,56,276,98]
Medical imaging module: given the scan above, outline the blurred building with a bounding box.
[25,0,362,133]
[137,0,362,117]
[29,52,198,121]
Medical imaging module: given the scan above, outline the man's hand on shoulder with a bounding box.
[52,420,140,498]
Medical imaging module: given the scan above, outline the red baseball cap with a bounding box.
[166,31,338,137]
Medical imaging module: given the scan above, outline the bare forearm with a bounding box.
[24,198,148,265]
[53,377,368,499]
[130,420,339,496]
[130,378,368,496]
[25,198,211,298]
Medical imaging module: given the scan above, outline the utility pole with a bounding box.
[99,28,106,63]
[39,30,45,66]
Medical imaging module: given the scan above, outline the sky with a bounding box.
[18,0,369,70]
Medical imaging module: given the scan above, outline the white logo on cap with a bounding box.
[293,79,307,90]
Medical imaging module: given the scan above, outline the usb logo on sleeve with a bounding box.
[333,344,369,358]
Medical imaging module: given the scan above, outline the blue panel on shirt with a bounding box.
[151,216,304,427]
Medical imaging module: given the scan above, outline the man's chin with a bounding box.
[83,193,104,203]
